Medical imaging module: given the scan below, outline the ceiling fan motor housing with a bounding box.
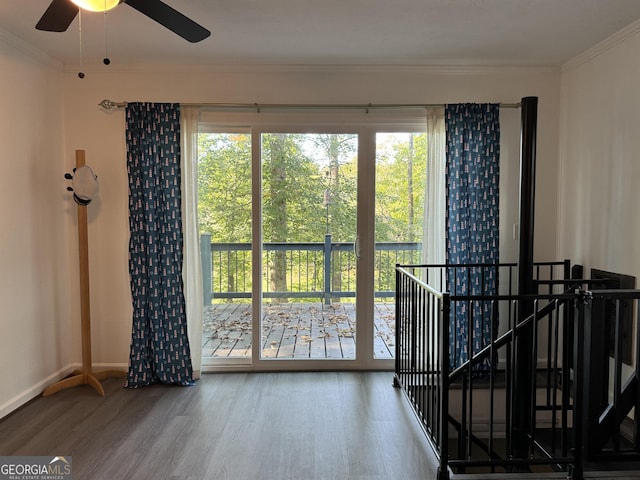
[71,0,122,12]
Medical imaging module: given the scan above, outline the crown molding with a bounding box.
[62,61,559,76]
[0,27,62,70]
[562,18,640,71]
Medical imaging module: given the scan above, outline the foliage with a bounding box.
[197,133,252,242]
[197,130,427,301]
[261,133,328,242]
[374,132,427,242]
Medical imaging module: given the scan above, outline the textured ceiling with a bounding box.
[1,0,640,67]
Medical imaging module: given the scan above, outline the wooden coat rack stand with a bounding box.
[43,150,125,397]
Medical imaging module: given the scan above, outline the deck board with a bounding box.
[335,303,356,358]
[203,302,394,360]
[203,303,252,357]
[374,302,395,358]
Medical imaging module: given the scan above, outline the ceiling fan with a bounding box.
[36,0,211,43]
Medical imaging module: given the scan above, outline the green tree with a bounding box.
[198,133,253,299]
[262,134,328,243]
[197,131,424,302]
[197,133,252,242]
[311,134,358,243]
[375,132,427,243]
[261,134,332,299]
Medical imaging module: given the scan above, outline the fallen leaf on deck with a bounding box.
[338,328,355,337]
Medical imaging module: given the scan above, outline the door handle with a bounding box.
[354,236,361,259]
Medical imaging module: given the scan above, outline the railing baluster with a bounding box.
[530,299,539,458]
[440,292,450,480]
[551,299,560,454]
[613,298,622,453]
[429,288,435,434]
[489,299,497,471]
[507,299,518,460]
[634,299,640,451]
[561,298,570,459]
[466,298,474,460]
[200,233,212,304]
[420,287,427,426]
[547,293,554,408]
[323,234,331,304]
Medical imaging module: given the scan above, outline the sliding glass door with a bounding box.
[373,132,427,358]
[260,133,358,360]
[198,115,426,370]
[198,129,253,362]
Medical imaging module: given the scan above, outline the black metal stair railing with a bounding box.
[394,261,572,478]
[445,292,577,475]
[577,289,640,464]
[394,265,450,477]
[395,263,640,479]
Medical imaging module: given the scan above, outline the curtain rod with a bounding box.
[98,99,521,112]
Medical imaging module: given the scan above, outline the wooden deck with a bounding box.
[202,302,396,359]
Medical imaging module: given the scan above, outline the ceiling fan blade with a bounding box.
[36,0,79,32]
[124,0,211,43]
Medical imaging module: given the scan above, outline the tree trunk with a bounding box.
[407,134,415,243]
[268,134,289,302]
[328,137,342,294]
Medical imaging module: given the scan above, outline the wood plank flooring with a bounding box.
[0,372,439,480]
[202,302,396,360]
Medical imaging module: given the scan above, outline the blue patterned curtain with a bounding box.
[125,102,194,388]
[445,103,500,370]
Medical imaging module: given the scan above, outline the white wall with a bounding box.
[558,20,640,403]
[559,21,640,279]
[61,64,562,367]
[0,46,562,414]
[4,10,639,421]
[0,30,74,418]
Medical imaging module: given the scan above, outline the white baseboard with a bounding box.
[0,363,132,420]
[0,364,80,420]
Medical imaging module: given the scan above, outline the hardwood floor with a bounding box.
[0,372,439,480]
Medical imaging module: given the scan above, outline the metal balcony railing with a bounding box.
[200,233,421,304]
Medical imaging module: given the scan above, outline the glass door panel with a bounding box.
[374,132,427,359]
[260,133,358,360]
[198,131,253,361]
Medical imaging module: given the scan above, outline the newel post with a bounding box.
[514,96,538,455]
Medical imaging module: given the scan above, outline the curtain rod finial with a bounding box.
[99,99,116,109]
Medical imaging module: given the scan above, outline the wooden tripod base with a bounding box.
[42,370,127,397]
[43,369,126,397]
[44,151,126,399]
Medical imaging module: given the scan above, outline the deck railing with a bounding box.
[200,233,421,304]
[394,262,640,479]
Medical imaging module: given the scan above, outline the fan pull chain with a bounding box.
[78,9,85,79]
[103,2,111,66]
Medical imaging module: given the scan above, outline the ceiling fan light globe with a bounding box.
[70,0,121,12]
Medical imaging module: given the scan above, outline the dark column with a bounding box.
[518,96,538,297]
[514,96,538,457]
